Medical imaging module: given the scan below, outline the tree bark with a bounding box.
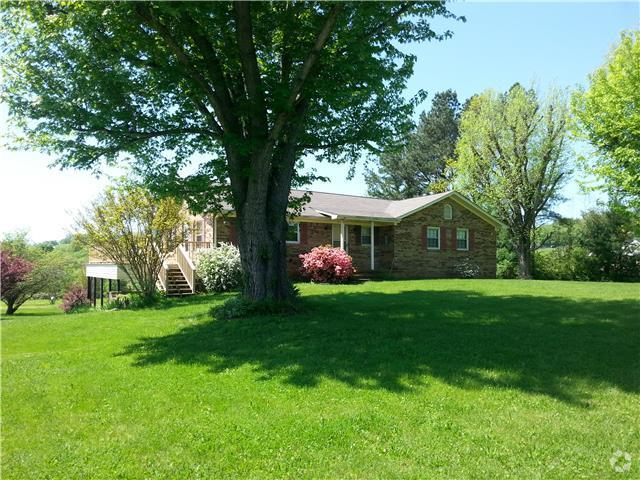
[516,233,533,279]
[233,141,301,302]
[237,203,292,301]
[4,302,16,315]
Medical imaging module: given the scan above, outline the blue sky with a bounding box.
[1,2,638,242]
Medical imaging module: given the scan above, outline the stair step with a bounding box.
[161,266,195,294]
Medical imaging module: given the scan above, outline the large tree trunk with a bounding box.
[229,103,308,303]
[237,203,292,301]
[516,233,533,279]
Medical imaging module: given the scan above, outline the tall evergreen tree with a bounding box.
[366,90,462,199]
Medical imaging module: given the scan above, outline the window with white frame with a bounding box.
[427,227,440,249]
[286,222,300,244]
[195,219,205,242]
[444,204,452,220]
[332,224,341,247]
[361,226,372,246]
[456,228,469,250]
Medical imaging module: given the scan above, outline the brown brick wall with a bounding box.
[391,198,497,278]
[192,200,496,279]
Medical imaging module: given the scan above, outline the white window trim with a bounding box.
[456,227,469,251]
[286,222,300,244]
[361,226,372,246]
[444,204,453,220]
[427,226,440,250]
[331,224,341,247]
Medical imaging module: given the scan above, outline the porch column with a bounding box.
[370,221,375,271]
[100,278,104,308]
[213,214,218,247]
[340,222,345,250]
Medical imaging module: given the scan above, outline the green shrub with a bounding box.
[496,230,518,279]
[104,293,132,310]
[534,247,591,281]
[196,243,242,293]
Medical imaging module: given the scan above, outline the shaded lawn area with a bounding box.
[2,280,639,479]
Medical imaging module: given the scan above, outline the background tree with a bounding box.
[2,2,460,303]
[571,31,640,210]
[76,180,186,302]
[366,90,462,198]
[453,84,571,278]
[1,248,68,315]
[579,204,639,281]
[1,251,33,314]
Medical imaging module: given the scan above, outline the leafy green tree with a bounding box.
[2,2,459,303]
[571,31,640,209]
[366,90,462,198]
[1,231,33,260]
[76,180,186,302]
[453,84,571,278]
[579,204,639,281]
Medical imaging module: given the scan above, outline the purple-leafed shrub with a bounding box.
[60,284,90,313]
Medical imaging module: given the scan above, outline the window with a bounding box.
[195,219,205,242]
[456,228,469,250]
[427,227,440,249]
[444,204,453,220]
[361,226,372,246]
[286,222,300,244]
[332,224,341,247]
[332,224,348,250]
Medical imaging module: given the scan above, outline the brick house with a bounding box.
[86,189,500,300]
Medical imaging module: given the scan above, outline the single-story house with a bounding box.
[86,189,501,299]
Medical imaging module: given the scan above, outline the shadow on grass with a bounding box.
[119,289,640,404]
[147,292,234,311]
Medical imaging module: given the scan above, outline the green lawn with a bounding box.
[2,280,639,479]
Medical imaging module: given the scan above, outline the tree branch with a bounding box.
[268,4,343,146]
[74,126,213,140]
[233,1,268,137]
[134,4,228,133]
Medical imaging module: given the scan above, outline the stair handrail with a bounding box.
[158,260,169,292]
[176,245,195,293]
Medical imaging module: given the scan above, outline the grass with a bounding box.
[2,280,639,479]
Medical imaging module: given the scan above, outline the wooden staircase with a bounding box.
[165,264,193,296]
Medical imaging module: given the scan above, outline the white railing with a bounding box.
[158,261,169,292]
[176,245,196,293]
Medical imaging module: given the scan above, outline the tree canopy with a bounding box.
[366,89,462,199]
[453,84,571,278]
[2,1,460,302]
[571,30,640,210]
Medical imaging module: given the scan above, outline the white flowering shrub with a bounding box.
[196,243,243,293]
[454,257,481,279]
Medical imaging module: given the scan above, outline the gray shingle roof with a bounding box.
[292,190,455,221]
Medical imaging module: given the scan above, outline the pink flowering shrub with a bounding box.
[299,245,356,283]
[60,284,90,313]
